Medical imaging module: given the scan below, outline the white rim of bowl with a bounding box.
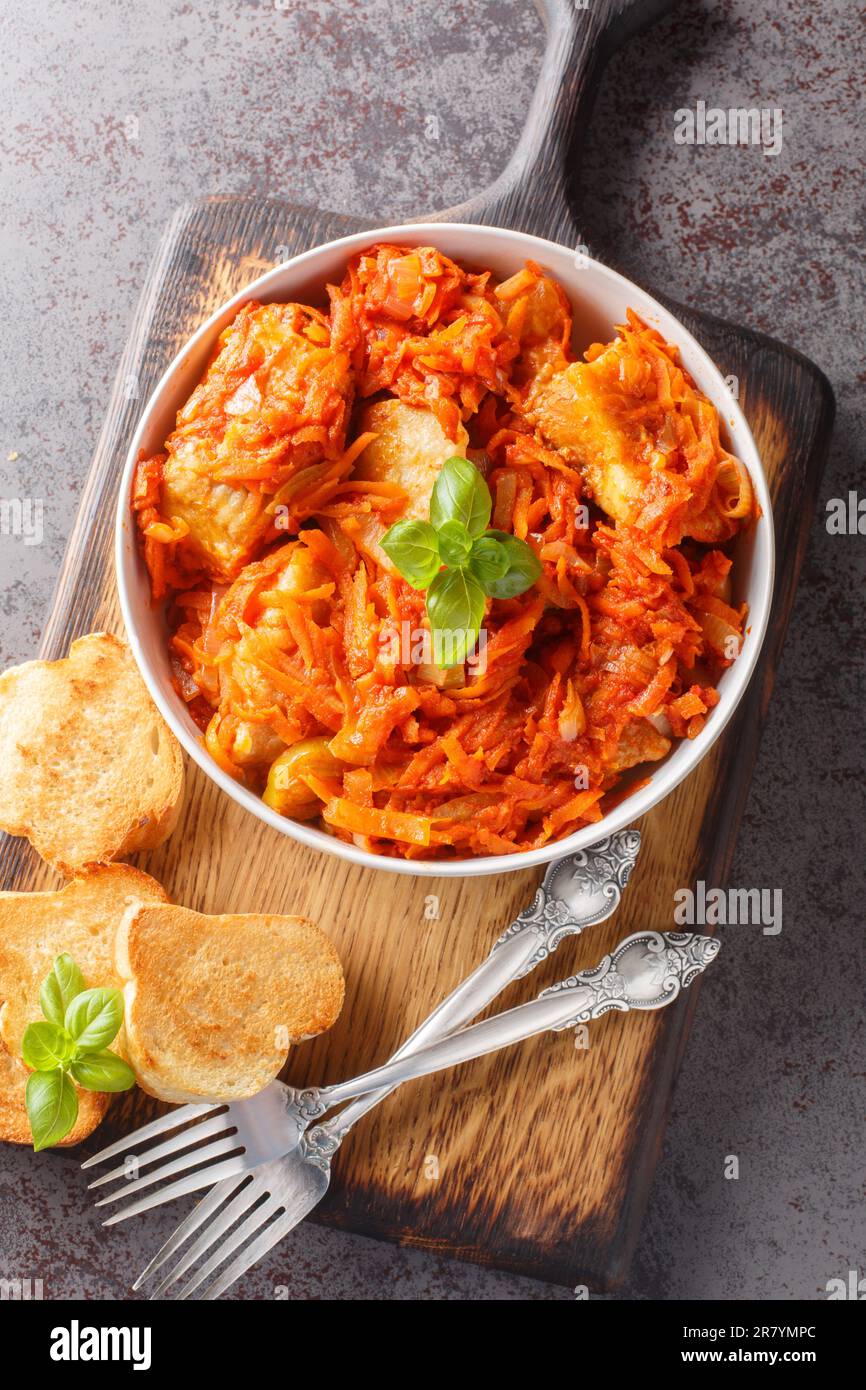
[116,221,775,879]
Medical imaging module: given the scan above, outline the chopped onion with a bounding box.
[648,710,673,737]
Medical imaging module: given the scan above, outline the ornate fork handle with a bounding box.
[500,831,640,977]
[310,831,640,1145]
[293,931,718,1124]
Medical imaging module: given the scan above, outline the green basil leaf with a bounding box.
[26,1068,79,1151]
[69,1051,136,1094]
[483,532,543,599]
[40,953,86,1026]
[64,988,124,1054]
[436,519,472,568]
[430,457,491,538]
[426,567,487,667]
[381,519,441,590]
[21,1021,70,1072]
[468,534,511,588]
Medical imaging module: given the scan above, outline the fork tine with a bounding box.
[176,1197,283,1301]
[150,1176,270,1298]
[81,1103,220,1169]
[132,1177,248,1290]
[87,1113,234,1191]
[95,1134,242,1208]
[100,1155,250,1226]
[196,1206,298,1300]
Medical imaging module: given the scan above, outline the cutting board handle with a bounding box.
[428,0,674,246]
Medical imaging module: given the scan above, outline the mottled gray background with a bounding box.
[0,0,862,1301]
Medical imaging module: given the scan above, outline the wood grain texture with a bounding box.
[434,0,677,245]
[0,0,835,1291]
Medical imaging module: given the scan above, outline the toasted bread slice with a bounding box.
[0,865,169,1146]
[0,632,185,874]
[116,904,345,1103]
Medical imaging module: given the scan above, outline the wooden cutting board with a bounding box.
[0,0,834,1290]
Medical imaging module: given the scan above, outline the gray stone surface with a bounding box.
[0,0,862,1301]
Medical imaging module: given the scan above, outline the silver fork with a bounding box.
[133,833,640,1295]
[84,833,639,1227]
[153,928,720,1298]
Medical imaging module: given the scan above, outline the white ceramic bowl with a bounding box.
[116,222,775,879]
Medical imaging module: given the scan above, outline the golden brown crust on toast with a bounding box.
[116,904,344,1103]
[0,632,184,874]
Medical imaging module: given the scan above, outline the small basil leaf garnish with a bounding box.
[436,519,472,569]
[430,456,491,537]
[482,533,542,599]
[21,1021,70,1072]
[381,455,542,665]
[40,952,86,1026]
[380,519,441,590]
[426,567,487,667]
[468,534,511,587]
[22,955,138,1151]
[26,1069,79,1151]
[69,1051,136,1094]
[64,987,125,1054]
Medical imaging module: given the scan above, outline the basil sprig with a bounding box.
[21,953,135,1151]
[382,456,541,666]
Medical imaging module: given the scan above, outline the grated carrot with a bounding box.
[139,249,753,860]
